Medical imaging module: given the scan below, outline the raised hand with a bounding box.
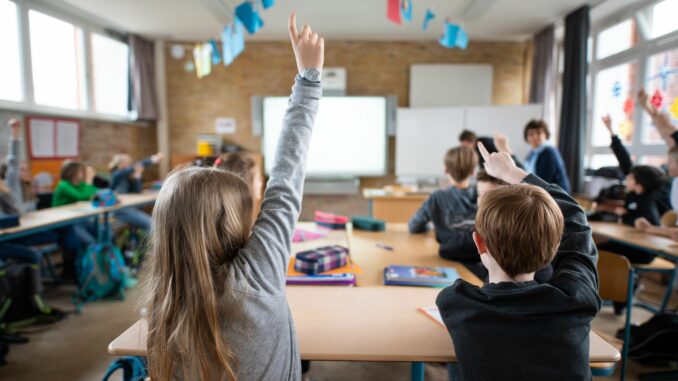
[493,132,512,154]
[477,141,528,185]
[8,118,20,139]
[638,89,657,117]
[151,152,164,164]
[133,163,144,178]
[288,13,324,75]
[601,115,614,136]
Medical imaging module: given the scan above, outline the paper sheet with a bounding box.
[29,119,55,158]
[419,306,446,328]
[56,120,79,157]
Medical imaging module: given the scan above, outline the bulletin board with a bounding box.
[25,117,81,160]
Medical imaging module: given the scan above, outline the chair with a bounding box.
[596,250,635,381]
[633,257,677,314]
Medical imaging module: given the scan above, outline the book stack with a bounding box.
[383,265,459,287]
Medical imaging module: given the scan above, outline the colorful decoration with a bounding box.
[623,97,634,115]
[222,19,246,66]
[612,81,622,97]
[439,21,468,49]
[422,8,435,30]
[387,0,401,25]
[651,89,664,110]
[236,1,264,34]
[261,0,274,9]
[400,0,412,22]
[209,39,221,65]
[671,98,678,119]
[193,43,213,79]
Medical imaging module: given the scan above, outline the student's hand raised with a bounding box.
[288,13,324,75]
[8,118,20,139]
[602,115,614,136]
[493,132,512,154]
[478,141,528,185]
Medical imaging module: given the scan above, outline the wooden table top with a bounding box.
[590,221,678,258]
[109,222,620,363]
[0,192,158,238]
[109,287,620,363]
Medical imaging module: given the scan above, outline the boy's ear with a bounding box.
[472,231,487,255]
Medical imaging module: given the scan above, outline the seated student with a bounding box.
[408,146,478,262]
[141,13,323,380]
[523,120,571,193]
[437,142,600,381]
[108,152,163,230]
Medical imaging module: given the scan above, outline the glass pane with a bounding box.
[592,62,637,147]
[29,10,85,109]
[643,48,678,144]
[639,155,668,167]
[0,0,22,101]
[589,154,619,170]
[91,33,128,115]
[596,19,637,60]
[649,0,678,39]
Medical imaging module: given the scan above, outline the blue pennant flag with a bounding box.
[236,1,264,34]
[440,22,468,49]
[422,9,435,30]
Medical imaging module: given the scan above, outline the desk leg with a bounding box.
[660,266,677,311]
[411,362,424,381]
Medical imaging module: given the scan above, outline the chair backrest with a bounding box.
[597,250,632,303]
[660,210,677,228]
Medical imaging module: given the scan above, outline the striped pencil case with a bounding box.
[294,245,349,275]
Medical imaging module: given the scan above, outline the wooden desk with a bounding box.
[110,288,620,364]
[364,193,429,223]
[0,191,158,242]
[590,222,678,259]
[110,222,620,378]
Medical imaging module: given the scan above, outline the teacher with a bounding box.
[524,120,571,193]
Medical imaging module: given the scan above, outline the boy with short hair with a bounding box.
[437,143,601,381]
[408,146,478,262]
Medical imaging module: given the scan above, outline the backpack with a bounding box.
[76,244,128,303]
[628,310,678,365]
[102,356,148,381]
[0,263,43,329]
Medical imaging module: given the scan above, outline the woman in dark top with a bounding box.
[523,120,571,193]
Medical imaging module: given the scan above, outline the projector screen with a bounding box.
[262,96,388,178]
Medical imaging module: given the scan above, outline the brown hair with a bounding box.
[476,169,508,186]
[523,119,551,142]
[459,129,477,143]
[475,184,564,277]
[214,152,257,185]
[141,166,253,381]
[60,160,85,183]
[445,146,478,183]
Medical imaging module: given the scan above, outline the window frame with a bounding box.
[0,0,132,122]
[586,0,678,170]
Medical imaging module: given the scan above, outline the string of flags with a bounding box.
[386,0,468,50]
[180,0,274,79]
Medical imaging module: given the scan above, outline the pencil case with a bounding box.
[0,214,19,229]
[351,216,385,232]
[294,245,349,275]
[315,211,349,230]
[92,190,118,208]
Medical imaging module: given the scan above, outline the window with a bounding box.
[91,33,129,115]
[596,19,637,60]
[589,154,620,170]
[0,0,22,102]
[648,0,678,39]
[643,48,678,144]
[29,10,85,110]
[592,62,637,146]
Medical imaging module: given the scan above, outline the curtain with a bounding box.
[128,35,158,121]
[529,25,555,105]
[558,6,590,193]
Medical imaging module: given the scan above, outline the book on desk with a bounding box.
[384,265,459,287]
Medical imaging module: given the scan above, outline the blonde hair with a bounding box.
[444,146,478,183]
[109,153,132,172]
[475,184,564,277]
[141,166,253,381]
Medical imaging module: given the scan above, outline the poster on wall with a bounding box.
[26,117,80,159]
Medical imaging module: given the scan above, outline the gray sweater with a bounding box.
[0,138,23,217]
[221,76,320,380]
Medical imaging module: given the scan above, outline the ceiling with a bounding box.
[52,0,634,42]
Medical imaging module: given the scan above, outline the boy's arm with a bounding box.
[5,120,24,212]
[60,182,98,202]
[408,197,432,233]
[610,135,633,175]
[238,14,324,292]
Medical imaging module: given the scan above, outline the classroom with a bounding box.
[0,0,677,380]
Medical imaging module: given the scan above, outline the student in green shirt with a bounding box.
[52,161,99,207]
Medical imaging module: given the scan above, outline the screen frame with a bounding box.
[260,95,390,179]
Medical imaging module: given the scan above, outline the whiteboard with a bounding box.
[396,108,465,178]
[262,97,387,178]
[465,104,544,162]
[395,104,544,178]
[410,64,492,108]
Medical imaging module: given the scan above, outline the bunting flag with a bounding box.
[387,0,401,25]
[422,9,435,30]
[400,0,412,22]
[439,21,468,49]
[209,39,221,65]
[236,1,264,34]
[222,18,246,66]
[261,0,274,9]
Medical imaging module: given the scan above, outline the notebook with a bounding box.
[419,306,446,329]
[383,265,459,287]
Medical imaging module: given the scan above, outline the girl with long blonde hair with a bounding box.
[141,13,324,380]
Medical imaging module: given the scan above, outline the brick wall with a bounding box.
[166,40,532,219]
